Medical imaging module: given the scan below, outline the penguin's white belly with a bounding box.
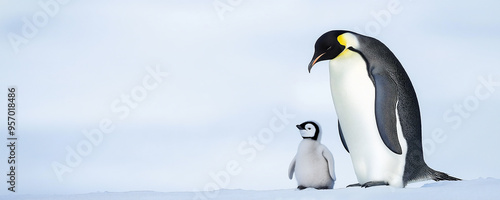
[329,50,407,187]
[294,140,333,188]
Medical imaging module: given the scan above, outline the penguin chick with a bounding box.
[289,121,336,190]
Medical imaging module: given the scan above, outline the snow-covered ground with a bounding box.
[3,178,499,200]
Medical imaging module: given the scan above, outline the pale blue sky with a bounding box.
[1,0,499,195]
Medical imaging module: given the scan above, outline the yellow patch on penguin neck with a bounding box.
[337,33,359,49]
[337,34,347,46]
[335,33,360,58]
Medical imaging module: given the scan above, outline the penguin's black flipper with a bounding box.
[371,69,403,155]
[338,120,349,153]
[349,47,402,155]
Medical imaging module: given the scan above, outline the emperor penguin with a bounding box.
[307,30,460,188]
[288,121,336,190]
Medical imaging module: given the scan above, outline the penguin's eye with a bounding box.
[307,128,311,130]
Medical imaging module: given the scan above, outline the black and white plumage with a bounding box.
[307,30,460,187]
[289,121,336,190]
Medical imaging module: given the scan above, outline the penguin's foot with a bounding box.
[297,185,307,190]
[361,181,389,188]
[346,183,361,188]
[346,181,389,188]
